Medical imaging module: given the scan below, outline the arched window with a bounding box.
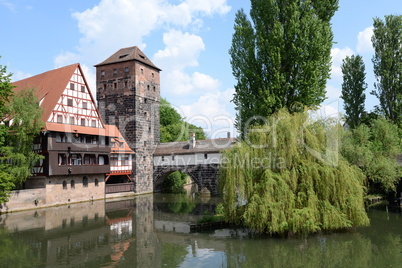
[62,180,67,190]
[71,180,75,189]
[95,178,99,187]
[83,176,88,188]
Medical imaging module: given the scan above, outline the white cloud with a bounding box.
[179,88,236,138]
[357,26,374,53]
[331,47,354,80]
[154,29,205,70]
[0,0,15,11]
[54,51,80,68]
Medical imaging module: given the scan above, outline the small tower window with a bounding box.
[153,86,156,92]
[113,69,117,76]
[125,67,129,73]
[114,82,117,89]
[147,85,150,90]
[101,70,105,77]
[152,73,154,79]
[141,68,144,74]
[124,81,128,88]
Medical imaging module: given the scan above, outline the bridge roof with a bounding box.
[154,138,237,156]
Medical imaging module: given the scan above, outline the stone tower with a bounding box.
[95,46,161,194]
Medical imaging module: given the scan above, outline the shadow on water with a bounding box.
[0,195,401,267]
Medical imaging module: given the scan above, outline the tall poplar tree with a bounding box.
[340,55,367,129]
[372,15,402,127]
[230,0,339,137]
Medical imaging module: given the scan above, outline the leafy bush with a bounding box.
[162,171,186,193]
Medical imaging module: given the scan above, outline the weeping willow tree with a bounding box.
[220,109,369,235]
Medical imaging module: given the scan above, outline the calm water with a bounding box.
[0,194,401,268]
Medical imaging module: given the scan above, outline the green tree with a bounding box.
[230,0,338,137]
[0,61,44,203]
[341,55,367,129]
[341,118,401,194]
[219,109,369,235]
[160,98,206,142]
[372,15,402,127]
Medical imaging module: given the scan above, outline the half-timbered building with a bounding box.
[12,63,133,206]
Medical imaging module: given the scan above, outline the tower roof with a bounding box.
[94,46,161,71]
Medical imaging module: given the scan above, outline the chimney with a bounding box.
[189,132,196,149]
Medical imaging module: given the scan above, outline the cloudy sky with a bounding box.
[1,0,402,138]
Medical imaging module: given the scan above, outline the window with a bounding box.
[113,69,117,76]
[125,67,129,73]
[103,83,107,90]
[84,154,96,165]
[69,154,82,165]
[81,85,85,92]
[101,70,105,77]
[63,180,67,190]
[110,156,118,166]
[111,142,116,148]
[147,85,150,90]
[83,176,88,188]
[91,120,96,128]
[153,86,156,92]
[122,156,130,166]
[141,68,144,74]
[98,155,109,165]
[124,81,128,88]
[143,156,146,161]
[57,115,63,124]
[67,98,73,106]
[144,98,147,104]
[58,154,67,165]
[69,116,75,125]
[144,141,147,146]
[114,82,117,89]
[119,142,124,148]
[152,73,154,79]
[71,180,75,189]
[172,154,175,161]
[81,118,85,126]
[162,156,165,161]
[56,133,66,143]
[204,153,208,159]
[82,102,87,109]
[95,179,99,187]
[70,83,75,90]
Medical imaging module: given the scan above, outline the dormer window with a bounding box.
[119,54,128,59]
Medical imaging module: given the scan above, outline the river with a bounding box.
[0,193,401,267]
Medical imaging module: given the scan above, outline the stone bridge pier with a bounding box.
[153,164,220,194]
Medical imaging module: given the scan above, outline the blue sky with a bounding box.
[1,0,402,138]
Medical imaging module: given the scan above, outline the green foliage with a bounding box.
[198,203,225,224]
[0,61,44,203]
[341,118,401,194]
[341,55,367,128]
[372,15,402,127]
[167,193,197,214]
[230,0,338,137]
[219,109,369,235]
[160,98,206,142]
[162,171,187,193]
[161,243,188,268]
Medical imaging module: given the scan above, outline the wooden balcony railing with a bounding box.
[105,183,134,194]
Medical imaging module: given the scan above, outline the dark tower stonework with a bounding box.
[95,46,161,194]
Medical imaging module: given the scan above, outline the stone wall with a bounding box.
[0,188,46,213]
[96,57,160,195]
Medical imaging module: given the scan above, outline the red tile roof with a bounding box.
[12,63,82,123]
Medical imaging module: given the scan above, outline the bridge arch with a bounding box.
[153,164,220,194]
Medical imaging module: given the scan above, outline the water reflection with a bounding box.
[0,195,401,267]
